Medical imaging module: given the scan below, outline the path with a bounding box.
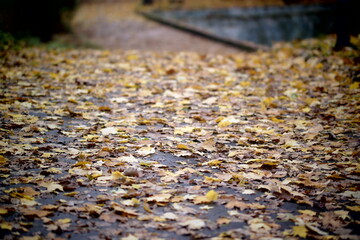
[1,34,359,239]
[71,0,243,54]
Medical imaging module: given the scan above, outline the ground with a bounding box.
[1,1,360,240]
[70,0,244,54]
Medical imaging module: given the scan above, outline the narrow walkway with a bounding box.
[71,0,243,54]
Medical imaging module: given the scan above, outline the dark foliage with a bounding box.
[0,0,77,42]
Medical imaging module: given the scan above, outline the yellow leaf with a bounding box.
[0,155,7,165]
[204,176,221,183]
[174,126,195,135]
[111,171,124,180]
[346,205,360,212]
[202,160,222,166]
[0,222,12,230]
[218,119,232,128]
[262,97,275,107]
[19,236,42,240]
[292,225,308,238]
[271,117,285,123]
[126,54,139,61]
[143,202,152,213]
[206,190,218,202]
[63,192,78,197]
[239,81,251,87]
[177,144,190,150]
[41,152,55,158]
[349,82,359,90]
[132,198,140,205]
[56,218,71,224]
[9,192,34,200]
[0,207,8,215]
[153,216,166,222]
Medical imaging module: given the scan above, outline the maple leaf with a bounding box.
[334,210,350,220]
[292,225,308,238]
[21,209,52,219]
[39,182,63,192]
[225,200,249,210]
[349,82,359,89]
[248,218,271,232]
[201,139,217,151]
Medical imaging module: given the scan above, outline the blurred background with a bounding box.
[1,0,358,53]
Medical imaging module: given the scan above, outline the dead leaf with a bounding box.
[292,225,308,238]
[179,218,206,230]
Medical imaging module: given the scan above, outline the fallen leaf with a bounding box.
[136,146,155,156]
[39,182,63,192]
[346,205,360,212]
[179,219,206,230]
[201,139,216,152]
[292,225,308,238]
[0,221,13,230]
[217,217,231,225]
[206,190,219,201]
[146,193,172,203]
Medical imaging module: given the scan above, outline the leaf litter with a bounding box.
[0,35,360,240]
